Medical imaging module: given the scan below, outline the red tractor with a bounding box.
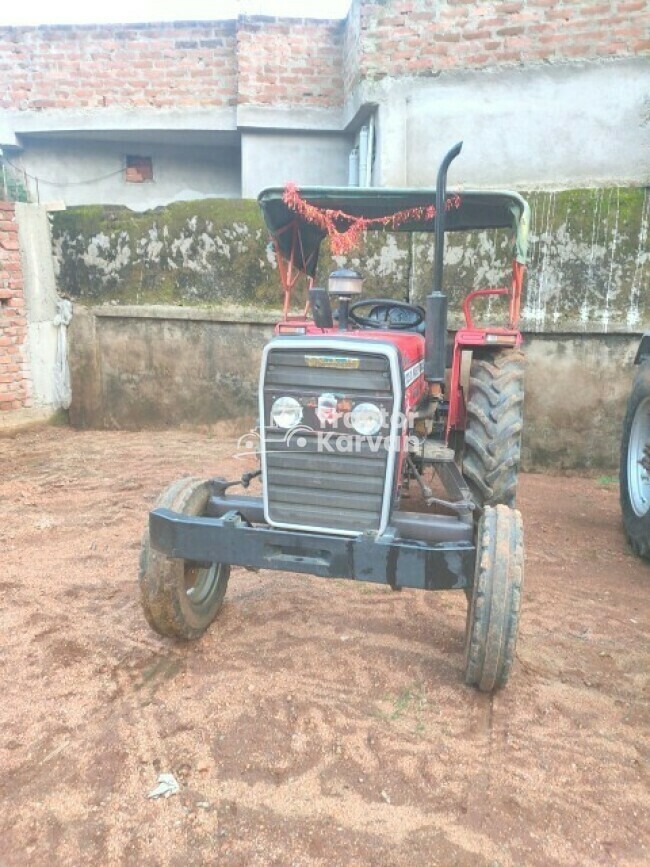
[139,143,529,692]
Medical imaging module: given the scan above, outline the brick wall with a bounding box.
[0,203,31,411]
[0,17,344,112]
[357,0,650,78]
[0,21,238,111]
[0,6,647,114]
[237,17,344,108]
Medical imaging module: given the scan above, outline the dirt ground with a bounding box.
[0,426,648,866]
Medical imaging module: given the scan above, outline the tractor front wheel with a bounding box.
[139,477,230,639]
[619,361,650,560]
[462,348,525,508]
[464,505,524,692]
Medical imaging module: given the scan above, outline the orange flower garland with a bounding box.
[283,182,461,254]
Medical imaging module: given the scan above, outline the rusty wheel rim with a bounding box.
[184,562,220,608]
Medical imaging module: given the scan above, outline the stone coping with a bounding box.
[91,305,279,325]
[89,305,647,336]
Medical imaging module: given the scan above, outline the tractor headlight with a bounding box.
[270,396,302,429]
[350,402,384,436]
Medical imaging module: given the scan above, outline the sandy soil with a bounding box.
[0,426,648,866]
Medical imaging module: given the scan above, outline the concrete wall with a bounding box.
[68,304,642,471]
[522,333,641,470]
[15,203,63,409]
[371,58,650,189]
[16,137,242,209]
[68,306,274,430]
[59,190,648,469]
[0,201,66,429]
[241,131,351,198]
[50,191,649,333]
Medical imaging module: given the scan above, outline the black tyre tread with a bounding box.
[619,362,650,560]
[463,348,525,508]
[138,476,196,636]
[139,477,230,639]
[464,505,524,692]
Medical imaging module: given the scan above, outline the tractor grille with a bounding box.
[261,343,399,535]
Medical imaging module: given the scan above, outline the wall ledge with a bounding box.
[91,304,280,325]
[88,305,649,336]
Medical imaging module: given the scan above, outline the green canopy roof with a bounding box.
[258,186,530,277]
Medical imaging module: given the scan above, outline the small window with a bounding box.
[125,155,153,183]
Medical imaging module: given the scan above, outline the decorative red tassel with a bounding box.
[283,183,461,255]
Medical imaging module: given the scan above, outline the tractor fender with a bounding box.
[634,332,650,364]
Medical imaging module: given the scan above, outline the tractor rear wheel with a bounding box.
[139,477,230,639]
[464,505,524,692]
[619,361,650,560]
[462,348,525,508]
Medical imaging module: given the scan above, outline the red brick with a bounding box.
[579,4,613,16]
[0,4,643,111]
[496,25,526,37]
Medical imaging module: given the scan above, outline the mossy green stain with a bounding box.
[52,188,649,331]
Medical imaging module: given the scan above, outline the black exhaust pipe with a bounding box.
[424,141,463,383]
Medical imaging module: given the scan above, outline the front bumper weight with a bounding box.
[149,508,475,591]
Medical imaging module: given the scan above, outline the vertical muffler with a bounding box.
[424,141,463,384]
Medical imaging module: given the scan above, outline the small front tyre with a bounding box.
[619,362,650,560]
[139,477,230,640]
[464,505,524,692]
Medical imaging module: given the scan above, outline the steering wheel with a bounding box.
[348,298,425,330]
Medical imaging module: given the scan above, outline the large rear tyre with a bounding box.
[462,348,525,508]
[464,505,524,692]
[619,362,650,560]
[139,477,230,639]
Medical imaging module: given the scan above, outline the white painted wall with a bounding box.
[241,131,351,198]
[367,58,650,189]
[14,137,241,209]
[15,203,62,410]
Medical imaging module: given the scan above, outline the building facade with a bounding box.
[0,0,648,208]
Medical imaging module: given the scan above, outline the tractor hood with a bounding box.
[258,186,530,277]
